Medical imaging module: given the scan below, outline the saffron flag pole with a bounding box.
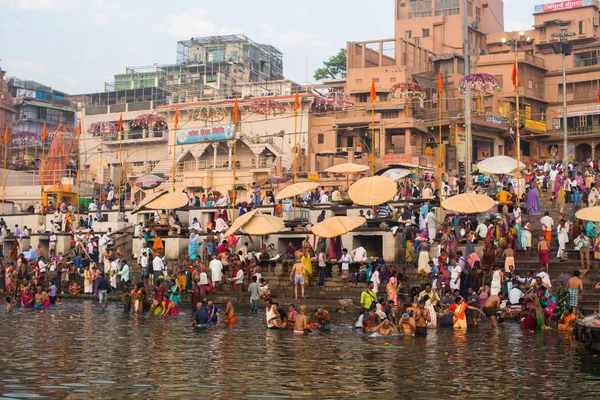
[172,108,179,193]
[437,69,444,220]
[41,122,47,216]
[370,78,376,176]
[511,56,521,208]
[293,89,300,219]
[2,127,8,214]
[117,113,123,216]
[232,99,239,223]
[76,120,81,214]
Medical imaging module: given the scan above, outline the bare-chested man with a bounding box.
[482,292,506,327]
[315,307,331,330]
[537,236,551,272]
[374,319,399,336]
[399,313,416,335]
[566,270,584,308]
[223,297,237,324]
[294,305,311,334]
[413,299,431,335]
[289,252,305,300]
[34,286,47,310]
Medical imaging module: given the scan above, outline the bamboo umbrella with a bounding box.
[348,176,396,206]
[442,193,495,214]
[575,207,600,222]
[325,163,369,189]
[476,156,525,175]
[311,216,366,238]
[224,209,258,238]
[275,182,318,201]
[241,213,285,236]
[145,191,188,210]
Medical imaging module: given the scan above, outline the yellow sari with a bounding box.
[153,236,164,256]
[301,252,312,285]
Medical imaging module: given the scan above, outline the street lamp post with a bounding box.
[552,26,575,170]
[502,32,531,208]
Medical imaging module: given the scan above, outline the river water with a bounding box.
[0,301,599,399]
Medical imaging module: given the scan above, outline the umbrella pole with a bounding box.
[438,88,443,221]
[232,104,238,223]
[293,104,298,220]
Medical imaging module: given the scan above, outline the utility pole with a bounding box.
[463,0,472,189]
[552,26,575,170]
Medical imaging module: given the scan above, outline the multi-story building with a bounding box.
[0,68,15,149]
[6,77,76,169]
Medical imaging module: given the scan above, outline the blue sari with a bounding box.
[188,233,200,261]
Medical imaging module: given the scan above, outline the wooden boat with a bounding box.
[574,313,600,351]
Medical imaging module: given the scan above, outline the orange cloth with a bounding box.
[543,230,551,245]
[226,315,237,324]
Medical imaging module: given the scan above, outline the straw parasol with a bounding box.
[348,176,397,206]
[325,163,369,174]
[442,193,495,214]
[224,209,258,238]
[476,156,525,175]
[311,216,366,238]
[380,168,411,181]
[275,182,319,201]
[145,191,188,210]
[241,213,285,236]
[575,207,600,222]
[135,174,166,190]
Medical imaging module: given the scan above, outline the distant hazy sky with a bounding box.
[0,0,541,94]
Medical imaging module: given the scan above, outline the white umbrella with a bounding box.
[477,156,525,175]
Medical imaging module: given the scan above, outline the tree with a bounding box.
[313,48,347,81]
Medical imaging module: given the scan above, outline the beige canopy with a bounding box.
[242,213,285,236]
[325,163,369,174]
[348,176,396,206]
[442,193,495,214]
[224,209,258,238]
[275,182,319,201]
[311,216,366,238]
[145,191,189,210]
[575,207,600,222]
[476,156,525,175]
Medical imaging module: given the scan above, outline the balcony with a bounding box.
[566,125,600,136]
[177,157,276,172]
[104,129,167,146]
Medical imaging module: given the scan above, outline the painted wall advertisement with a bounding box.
[176,124,234,145]
[534,0,591,13]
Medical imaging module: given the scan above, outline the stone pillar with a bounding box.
[592,141,596,161]
[404,128,412,154]
[255,154,260,169]
[213,144,218,169]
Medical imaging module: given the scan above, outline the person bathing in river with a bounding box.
[482,292,506,327]
[413,299,431,335]
[399,313,416,335]
[373,318,399,336]
[224,297,237,324]
[315,307,331,330]
[293,305,311,334]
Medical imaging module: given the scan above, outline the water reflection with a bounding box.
[0,301,599,398]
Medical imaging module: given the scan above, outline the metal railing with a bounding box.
[177,157,276,172]
[2,168,92,186]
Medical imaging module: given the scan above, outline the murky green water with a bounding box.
[0,301,599,399]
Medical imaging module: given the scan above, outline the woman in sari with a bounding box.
[555,280,570,319]
[328,236,342,260]
[188,231,200,261]
[526,181,541,215]
[424,296,437,329]
[20,286,33,308]
[131,283,143,314]
[190,283,202,312]
[169,281,181,306]
[386,273,399,305]
[558,307,580,331]
[482,238,497,271]
[84,266,93,294]
[161,297,179,316]
[153,234,164,257]
[4,265,13,294]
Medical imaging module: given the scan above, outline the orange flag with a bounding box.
[437,69,443,95]
[293,89,300,112]
[511,58,518,88]
[70,139,75,152]
[174,107,179,127]
[233,98,239,121]
[117,113,123,132]
[77,120,81,137]
[370,78,376,104]
[597,87,600,104]
[3,127,8,145]
[41,122,47,140]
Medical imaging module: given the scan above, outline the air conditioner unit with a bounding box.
[332,124,339,130]
[471,21,479,29]
[341,147,348,152]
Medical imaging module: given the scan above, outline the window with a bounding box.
[346,137,354,147]
[414,37,421,45]
[194,53,202,62]
[574,51,599,67]
[405,30,412,39]
[558,83,574,96]
[229,51,238,62]
[435,0,459,16]
[409,0,432,18]
[317,134,324,144]
[356,93,368,102]
[423,28,430,37]
[381,111,399,119]
[476,7,481,23]
[467,1,473,16]
[579,20,585,35]
[206,46,226,62]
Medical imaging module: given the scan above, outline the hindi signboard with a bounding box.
[534,0,592,13]
[176,124,234,145]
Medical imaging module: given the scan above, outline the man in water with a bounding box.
[48,280,58,305]
[224,297,237,324]
[567,270,584,308]
[374,318,399,336]
[34,286,47,310]
[289,252,305,300]
[413,299,431,335]
[5,297,13,314]
[315,307,331,330]
[482,292,506,327]
[192,302,208,327]
[399,313,415,335]
[97,273,109,308]
[294,305,311,334]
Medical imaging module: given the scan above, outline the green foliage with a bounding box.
[313,48,347,81]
